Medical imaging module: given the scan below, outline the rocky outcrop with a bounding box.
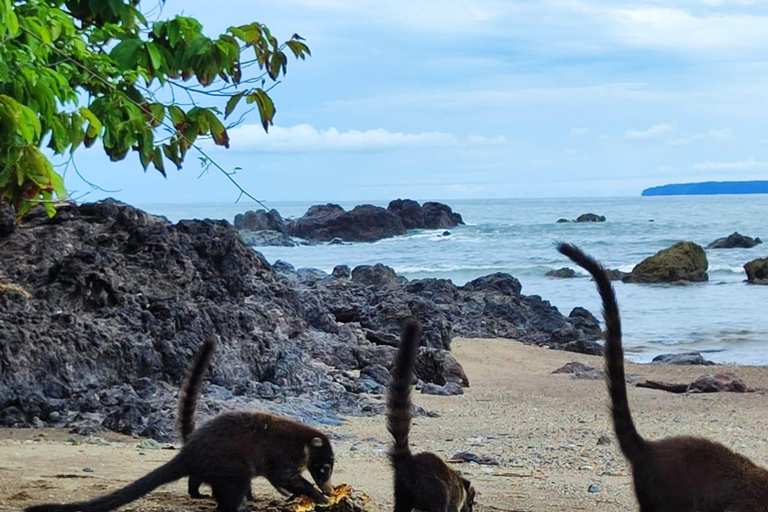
[556,213,606,223]
[234,209,287,233]
[0,202,14,238]
[744,258,768,284]
[235,200,464,245]
[623,242,708,283]
[288,204,407,242]
[546,267,577,278]
[707,232,762,249]
[575,213,606,223]
[0,201,598,440]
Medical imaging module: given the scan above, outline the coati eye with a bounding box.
[322,463,331,473]
[311,437,324,447]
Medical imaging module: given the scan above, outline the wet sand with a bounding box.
[3,338,768,512]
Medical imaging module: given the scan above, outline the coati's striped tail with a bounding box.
[557,243,647,463]
[178,338,215,442]
[387,319,421,466]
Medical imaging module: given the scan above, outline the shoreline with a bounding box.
[5,338,768,512]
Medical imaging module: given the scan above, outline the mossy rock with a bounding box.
[744,257,768,284]
[623,241,708,283]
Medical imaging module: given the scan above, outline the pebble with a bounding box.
[83,467,94,473]
[597,435,613,446]
[588,484,601,493]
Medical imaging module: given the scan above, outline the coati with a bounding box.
[177,338,256,501]
[387,319,475,512]
[26,340,335,512]
[558,242,768,512]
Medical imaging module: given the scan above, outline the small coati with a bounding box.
[176,338,256,501]
[558,242,768,512]
[26,340,335,512]
[387,319,475,512]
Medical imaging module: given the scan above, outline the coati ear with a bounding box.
[311,437,324,447]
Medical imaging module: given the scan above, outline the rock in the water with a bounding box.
[707,232,762,249]
[288,204,407,242]
[623,241,708,283]
[441,231,451,237]
[688,373,747,393]
[421,202,464,229]
[328,238,347,245]
[744,258,768,284]
[234,209,287,233]
[546,267,577,278]
[652,352,715,366]
[575,213,606,223]
[386,199,426,230]
[556,218,571,224]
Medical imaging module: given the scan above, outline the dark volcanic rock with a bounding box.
[351,264,402,288]
[605,269,626,281]
[575,213,606,222]
[707,232,762,249]
[546,267,577,278]
[623,241,708,283]
[462,273,522,296]
[0,202,14,238]
[288,204,407,242]
[568,307,602,339]
[688,373,747,393]
[421,202,463,229]
[744,258,768,284]
[332,265,351,279]
[234,209,286,233]
[556,218,571,224]
[387,199,425,229]
[652,352,715,366]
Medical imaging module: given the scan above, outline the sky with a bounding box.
[65,0,768,205]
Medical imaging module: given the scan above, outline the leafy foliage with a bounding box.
[0,0,310,218]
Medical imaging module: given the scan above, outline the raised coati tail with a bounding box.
[178,338,216,442]
[24,456,187,512]
[387,319,421,466]
[556,243,647,463]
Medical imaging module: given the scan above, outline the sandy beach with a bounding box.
[3,338,768,512]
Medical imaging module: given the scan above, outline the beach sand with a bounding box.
[3,338,768,512]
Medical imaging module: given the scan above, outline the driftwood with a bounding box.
[636,380,689,393]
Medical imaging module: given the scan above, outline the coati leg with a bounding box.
[268,472,328,503]
[188,475,209,499]
[211,477,250,512]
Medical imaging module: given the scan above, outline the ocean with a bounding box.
[140,195,768,365]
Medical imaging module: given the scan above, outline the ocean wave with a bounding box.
[709,264,746,274]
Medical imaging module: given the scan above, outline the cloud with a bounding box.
[568,127,589,138]
[220,124,503,153]
[625,123,674,140]
[693,158,768,170]
[667,128,733,145]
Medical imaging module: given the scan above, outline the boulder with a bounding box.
[744,258,768,284]
[623,241,708,283]
[287,204,406,242]
[575,213,606,223]
[331,265,351,279]
[556,218,571,224]
[233,209,287,233]
[707,232,762,249]
[546,267,577,278]
[462,273,522,296]
[421,202,464,229]
[688,373,747,393]
[387,199,425,229]
[568,307,602,339]
[351,264,402,288]
[605,269,626,281]
[652,352,715,366]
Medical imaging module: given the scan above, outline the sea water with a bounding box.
[140,195,768,365]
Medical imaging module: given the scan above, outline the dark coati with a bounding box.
[387,319,475,512]
[558,243,768,512]
[176,338,256,501]
[26,341,335,512]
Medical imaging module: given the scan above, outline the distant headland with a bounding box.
[642,180,768,196]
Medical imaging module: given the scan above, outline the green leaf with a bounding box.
[146,43,164,71]
[247,89,275,132]
[224,91,245,119]
[168,105,185,126]
[205,112,229,148]
[110,39,143,69]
